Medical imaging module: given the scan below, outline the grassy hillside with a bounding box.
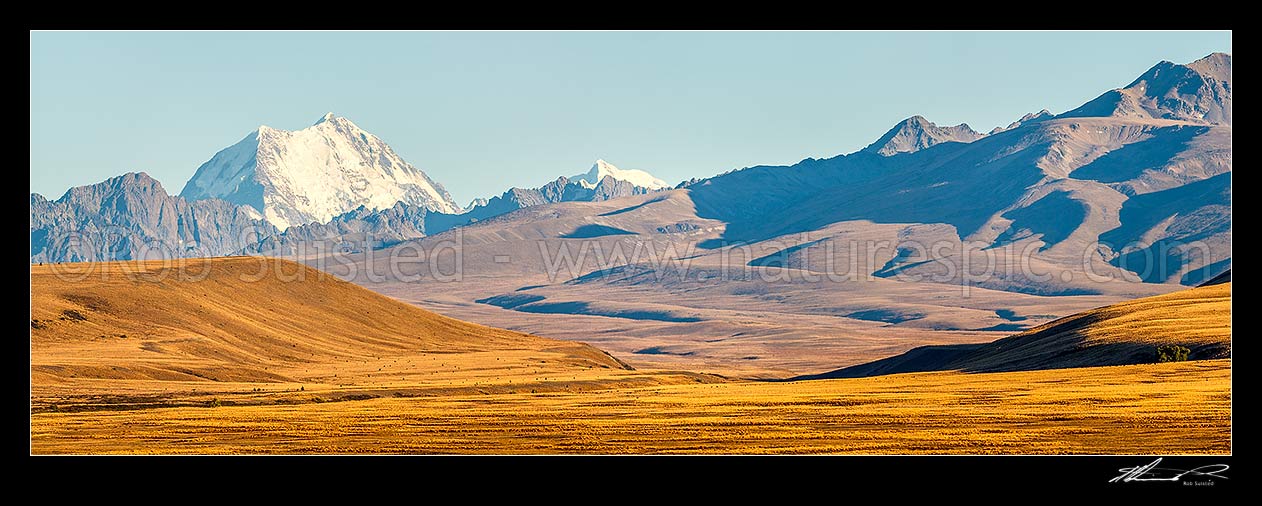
[31,258,641,410]
[808,282,1231,378]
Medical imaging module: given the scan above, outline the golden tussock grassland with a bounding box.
[30,259,1230,454]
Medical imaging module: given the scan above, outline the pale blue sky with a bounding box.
[30,31,1230,205]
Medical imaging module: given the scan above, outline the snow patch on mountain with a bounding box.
[571,159,669,190]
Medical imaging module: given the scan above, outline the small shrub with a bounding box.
[1156,344,1191,363]
[207,398,222,408]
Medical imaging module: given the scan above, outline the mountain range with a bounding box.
[318,53,1231,375]
[240,158,668,256]
[682,53,1231,287]
[31,173,276,263]
[32,117,669,259]
[32,53,1231,294]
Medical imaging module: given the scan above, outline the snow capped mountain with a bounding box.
[180,113,461,230]
[862,116,986,156]
[208,158,672,256]
[416,160,668,238]
[31,52,1230,288]
[571,159,670,190]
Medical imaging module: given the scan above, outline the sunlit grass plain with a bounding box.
[30,260,1230,454]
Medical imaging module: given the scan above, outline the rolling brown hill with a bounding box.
[805,282,1231,378]
[30,258,638,410]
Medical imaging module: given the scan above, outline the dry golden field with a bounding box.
[31,360,1229,454]
[30,259,1231,454]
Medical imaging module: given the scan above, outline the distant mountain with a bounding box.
[571,159,670,189]
[989,109,1053,134]
[862,115,985,156]
[242,201,430,256]
[679,54,1231,290]
[180,113,461,230]
[375,53,1230,302]
[31,54,1230,290]
[424,160,665,233]
[243,159,667,254]
[31,173,276,262]
[1062,53,1231,125]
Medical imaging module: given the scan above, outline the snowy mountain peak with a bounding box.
[179,114,461,230]
[312,112,361,129]
[572,159,669,190]
[464,198,489,213]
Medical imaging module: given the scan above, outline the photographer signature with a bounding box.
[1110,458,1229,483]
